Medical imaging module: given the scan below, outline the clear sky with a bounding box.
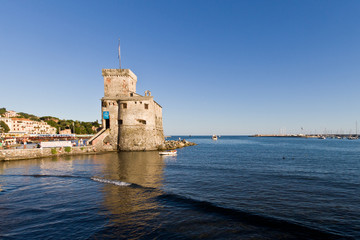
[1,0,360,135]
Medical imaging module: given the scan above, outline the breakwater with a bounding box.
[252,134,359,139]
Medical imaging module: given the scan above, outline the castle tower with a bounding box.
[99,68,164,151]
[103,69,137,98]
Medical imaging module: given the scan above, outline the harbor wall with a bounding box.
[0,146,116,161]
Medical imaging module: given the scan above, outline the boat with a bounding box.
[212,135,218,140]
[159,150,177,155]
[347,136,358,140]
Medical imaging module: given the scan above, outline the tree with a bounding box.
[0,121,10,133]
[0,108,6,117]
[40,116,59,121]
[45,120,58,128]
[18,112,40,121]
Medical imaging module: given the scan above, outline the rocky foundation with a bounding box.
[158,139,197,150]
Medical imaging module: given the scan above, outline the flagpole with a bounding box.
[118,39,121,70]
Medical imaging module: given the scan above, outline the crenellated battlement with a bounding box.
[102,69,137,81]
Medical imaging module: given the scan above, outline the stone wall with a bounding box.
[117,97,164,151]
[0,146,115,161]
[90,128,117,151]
[118,126,164,151]
[103,69,137,98]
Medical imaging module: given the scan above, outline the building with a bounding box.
[0,117,57,134]
[89,68,164,151]
[4,110,19,118]
[59,129,72,135]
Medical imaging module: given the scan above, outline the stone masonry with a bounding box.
[89,68,164,151]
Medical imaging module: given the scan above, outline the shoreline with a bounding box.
[0,146,116,162]
[0,140,197,162]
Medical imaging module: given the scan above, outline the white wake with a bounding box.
[91,177,131,186]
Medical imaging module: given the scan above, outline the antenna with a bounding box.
[356,120,358,136]
[118,38,121,69]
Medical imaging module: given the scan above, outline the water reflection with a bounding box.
[0,152,166,238]
[92,152,165,237]
[99,152,164,187]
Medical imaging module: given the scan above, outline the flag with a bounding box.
[118,39,121,69]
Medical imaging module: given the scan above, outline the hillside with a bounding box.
[0,107,100,134]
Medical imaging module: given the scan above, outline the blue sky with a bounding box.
[1,0,360,135]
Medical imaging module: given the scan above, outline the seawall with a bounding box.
[0,146,116,161]
[0,140,197,161]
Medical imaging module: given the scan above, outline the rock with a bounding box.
[158,139,197,150]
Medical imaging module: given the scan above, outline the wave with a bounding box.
[1,174,132,187]
[90,177,131,187]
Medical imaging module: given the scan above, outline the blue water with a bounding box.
[0,136,359,239]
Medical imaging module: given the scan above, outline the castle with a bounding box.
[89,68,164,151]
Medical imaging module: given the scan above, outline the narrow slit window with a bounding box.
[137,119,146,124]
[122,103,127,109]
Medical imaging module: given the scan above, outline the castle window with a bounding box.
[137,119,146,124]
[144,104,149,109]
[118,120,123,125]
[102,101,107,107]
[130,93,133,97]
[140,101,142,104]
[122,103,127,109]
[135,102,137,104]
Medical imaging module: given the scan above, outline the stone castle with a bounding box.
[89,68,164,151]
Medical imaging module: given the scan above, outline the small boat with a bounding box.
[159,150,177,155]
[212,135,218,140]
[347,136,358,140]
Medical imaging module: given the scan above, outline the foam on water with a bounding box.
[91,177,131,187]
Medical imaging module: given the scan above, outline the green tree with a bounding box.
[18,112,40,121]
[40,116,59,121]
[0,108,6,116]
[0,121,10,133]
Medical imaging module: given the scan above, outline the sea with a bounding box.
[0,136,359,239]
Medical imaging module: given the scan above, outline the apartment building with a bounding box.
[0,117,56,134]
